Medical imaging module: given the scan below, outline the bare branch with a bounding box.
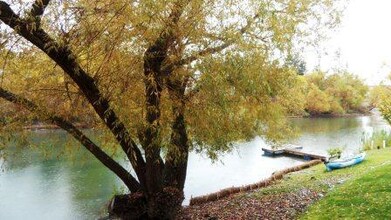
[0,87,141,192]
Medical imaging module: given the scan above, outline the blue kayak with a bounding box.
[325,152,366,171]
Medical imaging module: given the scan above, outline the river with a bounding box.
[0,111,389,219]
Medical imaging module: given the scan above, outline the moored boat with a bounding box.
[325,152,366,171]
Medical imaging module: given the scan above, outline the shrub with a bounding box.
[327,147,343,159]
[362,130,391,150]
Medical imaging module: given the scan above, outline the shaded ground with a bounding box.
[178,189,321,220]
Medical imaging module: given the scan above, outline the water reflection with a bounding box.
[291,117,361,134]
[184,137,303,204]
[291,112,390,155]
[0,112,390,219]
[0,133,120,219]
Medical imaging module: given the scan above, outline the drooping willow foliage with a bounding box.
[0,0,344,217]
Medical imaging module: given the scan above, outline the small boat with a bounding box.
[325,152,366,171]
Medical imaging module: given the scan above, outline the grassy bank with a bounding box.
[264,148,391,195]
[301,152,391,219]
[179,148,391,219]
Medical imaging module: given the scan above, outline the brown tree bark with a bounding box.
[142,42,166,216]
[164,78,190,190]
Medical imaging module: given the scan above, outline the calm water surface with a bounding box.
[0,112,389,219]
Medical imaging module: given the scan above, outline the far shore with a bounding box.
[23,112,374,131]
[23,123,91,130]
[289,111,373,119]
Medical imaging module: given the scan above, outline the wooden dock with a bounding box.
[262,146,327,161]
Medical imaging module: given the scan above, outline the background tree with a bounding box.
[369,84,391,110]
[305,83,331,115]
[372,75,391,124]
[379,95,391,125]
[304,71,368,116]
[325,72,368,112]
[0,0,342,218]
[286,53,307,75]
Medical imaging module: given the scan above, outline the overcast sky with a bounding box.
[305,0,391,85]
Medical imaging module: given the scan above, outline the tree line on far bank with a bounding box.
[294,71,369,117]
[0,69,376,125]
[296,71,391,120]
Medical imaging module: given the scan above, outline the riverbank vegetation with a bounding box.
[371,84,391,124]
[0,70,373,129]
[362,130,391,150]
[298,71,369,117]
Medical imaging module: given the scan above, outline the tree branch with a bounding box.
[161,12,261,74]
[0,1,147,187]
[29,0,51,18]
[0,87,141,192]
[160,41,231,76]
[163,77,189,190]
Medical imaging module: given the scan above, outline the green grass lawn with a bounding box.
[251,148,391,196]
[245,148,391,219]
[299,149,391,219]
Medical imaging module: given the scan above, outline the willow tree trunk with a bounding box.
[138,38,190,218]
[164,78,189,190]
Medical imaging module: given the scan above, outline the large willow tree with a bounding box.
[0,0,341,218]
